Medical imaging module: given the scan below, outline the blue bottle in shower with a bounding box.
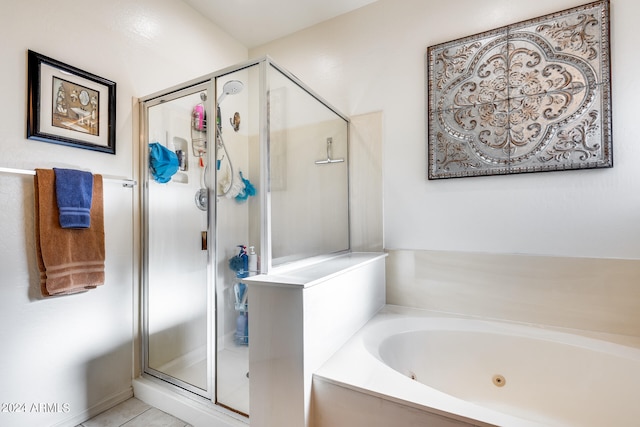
[242,249,248,278]
[236,311,248,345]
[244,312,248,344]
[234,281,248,345]
[235,245,249,278]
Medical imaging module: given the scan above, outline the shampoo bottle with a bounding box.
[248,246,258,275]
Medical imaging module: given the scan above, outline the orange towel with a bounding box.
[34,169,105,296]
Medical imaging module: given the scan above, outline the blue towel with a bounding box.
[53,168,93,229]
[149,142,179,183]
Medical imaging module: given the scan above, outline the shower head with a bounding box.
[217,80,244,104]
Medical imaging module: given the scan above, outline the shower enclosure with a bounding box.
[139,57,350,418]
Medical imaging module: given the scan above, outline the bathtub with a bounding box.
[313,306,640,427]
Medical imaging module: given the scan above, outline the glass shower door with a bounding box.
[213,65,259,417]
[143,84,212,398]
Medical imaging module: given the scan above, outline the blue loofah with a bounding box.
[229,255,244,272]
[235,171,256,202]
[229,245,249,278]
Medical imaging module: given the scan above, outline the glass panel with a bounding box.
[269,65,349,266]
[214,65,260,416]
[145,87,210,394]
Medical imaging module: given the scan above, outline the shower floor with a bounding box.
[158,344,249,415]
[217,345,249,415]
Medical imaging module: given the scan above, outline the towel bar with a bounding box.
[0,166,137,188]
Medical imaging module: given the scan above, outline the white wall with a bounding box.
[251,0,640,260]
[0,1,247,426]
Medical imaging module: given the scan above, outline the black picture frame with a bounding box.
[27,50,116,154]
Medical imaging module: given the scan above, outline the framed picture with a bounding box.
[426,0,612,179]
[27,50,116,154]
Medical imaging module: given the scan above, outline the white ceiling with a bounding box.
[183,0,379,48]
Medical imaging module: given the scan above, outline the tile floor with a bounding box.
[76,397,191,427]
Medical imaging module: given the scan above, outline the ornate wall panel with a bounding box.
[427,0,612,179]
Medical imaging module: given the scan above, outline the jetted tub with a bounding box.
[313,306,640,427]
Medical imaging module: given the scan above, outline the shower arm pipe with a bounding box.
[0,166,137,188]
[215,132,235,198]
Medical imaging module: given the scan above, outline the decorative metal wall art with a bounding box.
[426,1,611,179]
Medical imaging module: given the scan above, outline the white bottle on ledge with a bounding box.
[248,246,258,275]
